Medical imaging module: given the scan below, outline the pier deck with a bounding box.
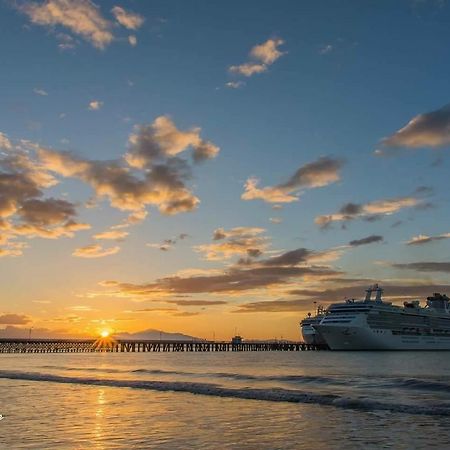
[0,339,326,353]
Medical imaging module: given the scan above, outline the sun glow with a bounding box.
[100,330,110,338]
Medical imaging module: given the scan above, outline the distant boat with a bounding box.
[231,335,243,344]
[300,304,327,346]
[314,284,450,350]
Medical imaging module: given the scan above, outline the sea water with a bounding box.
[0,351,449,449]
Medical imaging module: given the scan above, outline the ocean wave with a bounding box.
[0,370,449,417]
[390,377,450,393]
[41,365,127,374]
[38,366,450,393]
[132,368,336,383]
[40,365,338,384]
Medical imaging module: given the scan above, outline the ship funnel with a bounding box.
[375,285,383,302]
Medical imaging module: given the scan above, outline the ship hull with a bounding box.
[301,323,327,346]
[302,325,325,345]
[315,324,450,350]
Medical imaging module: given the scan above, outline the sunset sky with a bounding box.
[1,0,450,340]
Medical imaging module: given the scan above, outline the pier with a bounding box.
[0,339,326,353]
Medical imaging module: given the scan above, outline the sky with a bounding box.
[0,0,450,340]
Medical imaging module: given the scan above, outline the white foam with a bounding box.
[0,370,449,417]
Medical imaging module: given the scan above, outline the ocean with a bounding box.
[1,351,450,449]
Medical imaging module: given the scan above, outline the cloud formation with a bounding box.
[98,246,342,298]
[33,88,48,96]
[88,100,103,110]
[234,298,312,313]
[128,35,137,46]
[0,143,89,255]
[111,6,144,30]
[0,313,31,325]
[38,116,219,216]
[0,133,12,150]
[125,116,219,168]
[147,233,188,251]
[225,81,245,89]
[93,229,129,240]
[406,233,450,246]
[289,283,450,304]
[166,299,227,306]
[315,195,423,228]
[381,104,450,150]
[235,280,450,314]
[19,0,114,49]
[348,235,384,247]
[195,227,268,260]
[242,156,344,203]
[72,243,120,258]
[229,38,285,77]
[391,261,450,273]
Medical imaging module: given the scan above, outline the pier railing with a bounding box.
[0,339,327,353]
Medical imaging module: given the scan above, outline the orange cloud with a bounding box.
[19,0,114,49]
[73,244,120,258]
[111,6,144,30]
[229,38,286,77]
[315,195,423,228]
[94,229,129,240]
[38,116,218,215]
[195,227,268,260]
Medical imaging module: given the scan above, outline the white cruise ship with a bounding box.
[314,285,450,350]
[300,305,327,346]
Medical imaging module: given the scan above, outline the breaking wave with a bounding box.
[389,377,450,392]
[41,365,341,384]
[0,370,449,417]
[38,366,450,392]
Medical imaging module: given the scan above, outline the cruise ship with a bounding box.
[300,304,327,346]
[314,285,450,350]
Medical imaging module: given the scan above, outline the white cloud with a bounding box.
[319,44,333,55]
[128,35,137,46]
[406,233,450,246]
[33,88,48,96]
[269,217,282,224]
[225,81,245,89]
[88,100,103,110]
[56,32,77,50]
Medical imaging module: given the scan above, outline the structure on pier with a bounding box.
[0,339,327,353]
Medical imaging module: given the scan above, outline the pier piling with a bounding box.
[0,339,326,353]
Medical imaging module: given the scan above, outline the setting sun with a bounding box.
[100,330,110,338]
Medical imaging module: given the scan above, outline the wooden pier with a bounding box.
[0,339,326,353]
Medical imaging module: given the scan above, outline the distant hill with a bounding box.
[114,328,201,341]
[0,326,201,341]
[0,326,84,339]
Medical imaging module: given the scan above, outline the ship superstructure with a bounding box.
[300,304,327,346]
[314,285,450,350]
